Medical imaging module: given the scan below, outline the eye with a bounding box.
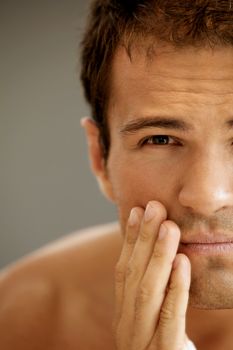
[140,135,179,146]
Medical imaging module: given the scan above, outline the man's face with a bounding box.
[103,44,233,309]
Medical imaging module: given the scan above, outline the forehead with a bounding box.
[111,44,233,89]
[108,44,233,126]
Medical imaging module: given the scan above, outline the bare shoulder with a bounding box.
[0,221,122,290]
[0,222,123,350]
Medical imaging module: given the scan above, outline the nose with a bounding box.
[178,152,233,216]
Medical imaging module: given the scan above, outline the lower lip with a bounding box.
[179,242,233,255]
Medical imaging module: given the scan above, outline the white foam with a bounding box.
[186,339,197,350]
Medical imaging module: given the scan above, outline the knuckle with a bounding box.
[126,261,140,280]
[151,247,173,267]
[161,299,186,322]
[169,277,188,294]
[169,278,180,292]
[152,247,169,263]
[126,230,138,245]
[136,285,153,305]
[160,305,174,322]
[139,228,151,242]
[152,248,164,260]
[114,264,125,283]
[134,287,152,323]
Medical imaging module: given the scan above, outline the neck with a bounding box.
[186,307,233,350]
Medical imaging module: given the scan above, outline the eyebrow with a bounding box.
[119,116,194,135]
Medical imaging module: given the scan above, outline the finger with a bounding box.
[151,253,191,350]
[131,220,180,350]
[119,202,167,342]
[124,201,167,290]
[113,207,144,329]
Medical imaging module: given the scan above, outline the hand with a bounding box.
[113,201,194,350]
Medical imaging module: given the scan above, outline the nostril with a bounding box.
[178,188,233,216]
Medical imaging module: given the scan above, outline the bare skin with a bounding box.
[113,201,192,350]
[0,223,122,350]
[0,221,233,349]
[1,45,233,349]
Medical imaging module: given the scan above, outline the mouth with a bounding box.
[179,234,233,256]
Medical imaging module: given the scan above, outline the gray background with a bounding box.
[1,0,117,268]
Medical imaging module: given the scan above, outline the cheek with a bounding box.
[108,155,181,223]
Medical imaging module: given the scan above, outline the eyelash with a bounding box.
[139,135,182,147]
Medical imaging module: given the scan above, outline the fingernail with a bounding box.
[128,208,139,226]
[158,224,167,240]
[144,203,156,222]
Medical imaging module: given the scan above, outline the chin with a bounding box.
[189,293,233,310]
[188,270,233,310]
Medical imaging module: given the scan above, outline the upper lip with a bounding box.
[180,233,233,244]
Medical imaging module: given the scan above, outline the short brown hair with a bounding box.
[80,0,233,160]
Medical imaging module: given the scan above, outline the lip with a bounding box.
[179,242,233,255]
[181,233,233,244]
[179,234,233,256]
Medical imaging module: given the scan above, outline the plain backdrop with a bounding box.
[1,0,117,268]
